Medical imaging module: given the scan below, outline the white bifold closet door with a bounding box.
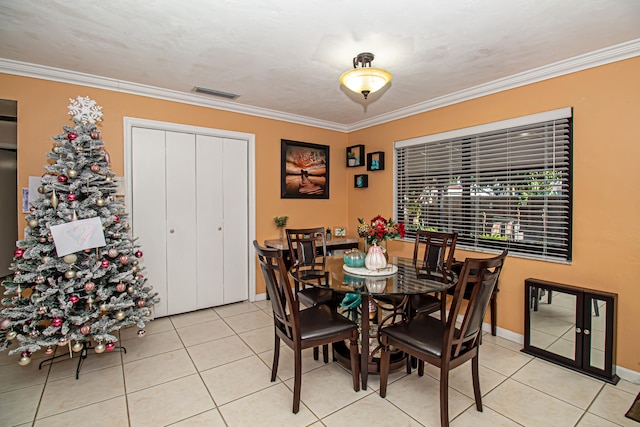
[131,127,248,317]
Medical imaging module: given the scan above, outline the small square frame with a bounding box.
[367,151,385,171]
[334,227,346,237]
[354,174,368,188]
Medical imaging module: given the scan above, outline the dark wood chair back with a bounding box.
[286,227,327,271]
[412,230,457,272]
[446,250,507,357]
[407,231,458,319]
[254,240,299,343]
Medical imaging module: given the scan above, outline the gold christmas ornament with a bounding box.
[63,254,77,264]
[127,285,135,294]
[96,198,105,207]
[28,219,38,228]
[6,330,17,340]
[99,303,108,312]
[94,342,106,353]
[18,356,31,366]
[64,270,76,279]
[51,190,59,209]
[68,169,78,179]
[58,338,68,346]
[115,310,126,321]
[72,342,83,352]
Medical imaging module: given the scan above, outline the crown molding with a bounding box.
[0,59,348,132]
[346,38,640,131]
[1,38,638,133]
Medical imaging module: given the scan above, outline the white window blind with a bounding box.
[395,108,572,262]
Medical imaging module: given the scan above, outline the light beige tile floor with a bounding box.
[0,299,638,426]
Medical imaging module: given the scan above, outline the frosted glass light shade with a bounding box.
[340,67,392,97]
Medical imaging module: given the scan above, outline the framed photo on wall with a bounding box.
[281,139,330,199]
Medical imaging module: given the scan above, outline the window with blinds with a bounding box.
[395,108,572,263]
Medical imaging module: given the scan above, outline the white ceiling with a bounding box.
[1,0,639,130]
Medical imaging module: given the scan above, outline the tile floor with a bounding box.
[1,300,638,427]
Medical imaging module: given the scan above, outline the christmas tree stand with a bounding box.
[38,341,127,380]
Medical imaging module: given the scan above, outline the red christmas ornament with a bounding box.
[90,164,101,173]
[101,259,110,268]
[67,193,77,201]
[39,237,47,243]
[90,131,100,139]
[135,251,143,258]
[84,282,95,292]
[105,342,116,351]
[21,351,32,357]
[69,295,80,304]
[58,175,68,183]
[51,317,63,327]
[114,215,120,223]
[116,283,126,292]
[14,248,24,258]
[137,300,146,308]
[67,132,77,141]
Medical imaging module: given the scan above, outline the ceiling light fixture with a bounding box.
[340,52,392,100]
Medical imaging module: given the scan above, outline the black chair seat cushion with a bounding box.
[382,314,459,358]
[410,293,441,314]
[299,305,357,341]
[298,287,334,307]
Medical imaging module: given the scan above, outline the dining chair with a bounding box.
[409,230,458,318]
[285,227,334,308]
[379,250,508,427]
[286,227,339,362]
[253,241,360,413]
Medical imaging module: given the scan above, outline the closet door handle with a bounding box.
[169,229,175,234]
[218,227,222,231]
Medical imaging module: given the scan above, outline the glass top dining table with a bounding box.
[290,255,458,389]
[291,255,456,296]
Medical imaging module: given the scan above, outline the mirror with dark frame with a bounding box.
[524,278,618,384]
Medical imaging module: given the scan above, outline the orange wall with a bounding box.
[0,74,349,295]
[1,56,639,372]
[347,57,640,373]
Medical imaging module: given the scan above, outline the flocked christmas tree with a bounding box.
[0,96,158,366]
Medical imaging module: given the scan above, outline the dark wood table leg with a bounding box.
[361,293,369,390]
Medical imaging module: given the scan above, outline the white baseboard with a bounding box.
[254,292,267,301]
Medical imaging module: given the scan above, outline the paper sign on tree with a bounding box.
[50,217,106,257]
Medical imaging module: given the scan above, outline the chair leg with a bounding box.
[490,292,497,336]
[379,339,391,398]
[472,354,483,411]
[406,355,412,374]
[313,346,319,361]
[271,335,280,382]
[418,360,425,377]
[440,366,450,427]
[293,348,302,414]
[349,334,360,392]
[323,344,329,363]
[440,291,447,324]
